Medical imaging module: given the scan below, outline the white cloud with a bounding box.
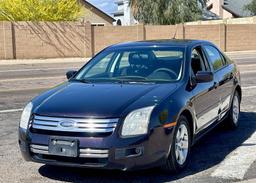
[99,2,109,7]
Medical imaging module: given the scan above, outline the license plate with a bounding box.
[48,137,78,157]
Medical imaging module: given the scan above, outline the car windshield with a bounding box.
[74,47,185,83]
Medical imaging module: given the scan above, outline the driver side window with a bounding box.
[191,47,207,78]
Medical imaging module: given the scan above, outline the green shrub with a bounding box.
[245,0,256,15]
[0,0,84,21]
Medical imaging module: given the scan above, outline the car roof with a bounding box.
[106,39,212,50]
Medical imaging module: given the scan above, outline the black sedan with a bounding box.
[19,40,241,173]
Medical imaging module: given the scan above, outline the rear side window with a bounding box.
[204,46,224,71]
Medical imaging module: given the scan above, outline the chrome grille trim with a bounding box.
[30,144,109,158]
[79,148,109,158]
[32,115,118,133]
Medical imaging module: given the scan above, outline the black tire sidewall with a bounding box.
[229,91,241,128]
[168,115,192,172]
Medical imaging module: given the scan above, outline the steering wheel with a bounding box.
[152,68,178,79]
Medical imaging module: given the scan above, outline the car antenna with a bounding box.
[172,25,178,39]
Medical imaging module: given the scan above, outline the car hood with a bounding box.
[34,82,178,118]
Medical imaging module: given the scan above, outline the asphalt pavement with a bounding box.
[0,52,256,183]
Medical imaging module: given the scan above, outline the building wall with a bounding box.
[113,0,137,26]
[11,22,92,59]
[113,15,124,26]
[0,21,14,59]
[145,25,184,40]
[208,0,222,17]
[226,24,256,51]
[207,0,232,18]
[117,4,124,11]
[223,9,233,19]
[81,4,113,26]
[93,25,144,53]
[0,21,256,60]
[186,16,256,25]
[185,24,226,50]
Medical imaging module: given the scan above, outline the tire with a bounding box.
[225,91,241,129]
[161,115,191,173]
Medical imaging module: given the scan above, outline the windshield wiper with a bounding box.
[71,77,154,84]
[72,78,121,84]
[116,76,148,81]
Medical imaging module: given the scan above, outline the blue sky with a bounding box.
[87,0,117,16]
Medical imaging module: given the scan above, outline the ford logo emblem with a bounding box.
[59,121,75,128]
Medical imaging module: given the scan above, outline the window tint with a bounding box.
[83,53,114,77]
[223,53,234,64]
[191,49,205,75]
[75,47,185,83]
[204,46,224,71]
[118,52,129,69]
[220,53,228,65]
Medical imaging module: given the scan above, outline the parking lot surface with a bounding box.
[0,52,256,183]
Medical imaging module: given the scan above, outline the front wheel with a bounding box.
[161,115,191,173]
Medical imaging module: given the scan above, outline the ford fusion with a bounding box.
[19,40,241,172]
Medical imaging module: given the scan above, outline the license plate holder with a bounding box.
[48,137,78,157]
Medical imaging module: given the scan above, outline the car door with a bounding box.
[203,45,234,120]
[190,46,220,132]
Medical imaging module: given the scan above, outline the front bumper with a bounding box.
[19,127,174,171]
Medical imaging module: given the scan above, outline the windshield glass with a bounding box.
[75,47,185,83]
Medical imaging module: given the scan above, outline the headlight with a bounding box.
[19,102,33,130]
[121,106,155,137]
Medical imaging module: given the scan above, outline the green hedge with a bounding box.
[0,0,84,21]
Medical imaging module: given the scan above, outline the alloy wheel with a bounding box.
[232,95,240,125]
[175,124,189,165]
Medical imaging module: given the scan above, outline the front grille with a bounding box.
[30,144,109,158]
[32,115,118,134]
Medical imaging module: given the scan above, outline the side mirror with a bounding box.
[66,70,77,80]
[196,71,213,83]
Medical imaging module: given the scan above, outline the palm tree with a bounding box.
[130,0,138,16]
[245,0,256,15]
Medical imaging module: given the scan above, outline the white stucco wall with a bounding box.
[207,0,232,18]
[114,0,137,26]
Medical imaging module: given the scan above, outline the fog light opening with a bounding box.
[115,146,144,159]
[135,147,143,154]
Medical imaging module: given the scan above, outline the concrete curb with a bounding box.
[226,50,256,55]
[0,57,89,65]
[237,178,256,183]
